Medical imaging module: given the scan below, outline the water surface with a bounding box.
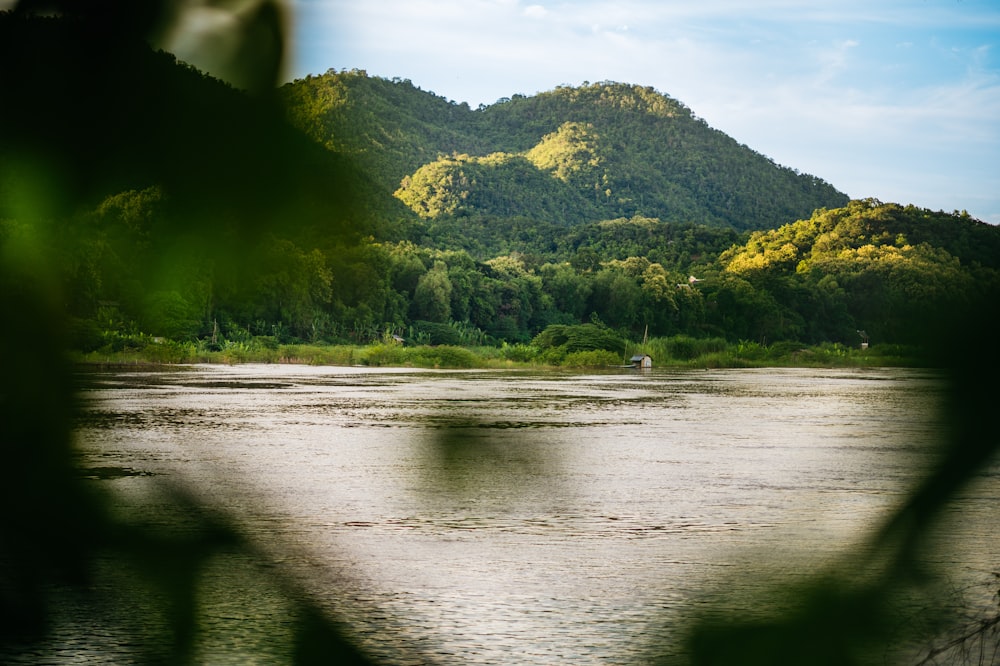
[56,366,997,663]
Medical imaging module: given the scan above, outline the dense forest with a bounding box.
[2,12,998,362]
[281,70,848,231]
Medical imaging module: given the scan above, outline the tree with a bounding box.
[589,266,642,331]
[531,322,626,355]
[246,238,333,339]
[539,262,592,321]
[638,262,681,334]
[412,260,452,323]
[702,275,783,342]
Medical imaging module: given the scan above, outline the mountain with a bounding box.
[0,12,396,243]
[280,71,850,232]
[5,13,995,351]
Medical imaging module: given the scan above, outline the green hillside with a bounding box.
[712,199,1000,343]
[2,12,996,353]
[281,71,849,232]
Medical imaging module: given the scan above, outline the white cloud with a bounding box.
[523,4,549,19]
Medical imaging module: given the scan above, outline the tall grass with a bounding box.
[640,335,728,364]
[73,332,924,370]
[636,335,921,369]
[561,350,622,368]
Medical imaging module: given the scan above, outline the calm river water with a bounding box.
[52,366,1000,663]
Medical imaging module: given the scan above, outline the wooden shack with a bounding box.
[629,354,652,370]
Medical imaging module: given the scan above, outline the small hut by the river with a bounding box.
[629,354,653,370]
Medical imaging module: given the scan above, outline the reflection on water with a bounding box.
[57,366,997,663]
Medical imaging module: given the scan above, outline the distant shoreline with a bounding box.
[71,340,923,371]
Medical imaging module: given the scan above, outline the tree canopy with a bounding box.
[280,73,849,233]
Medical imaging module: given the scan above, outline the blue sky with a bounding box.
[288,0,1000,224]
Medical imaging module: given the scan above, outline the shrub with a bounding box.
[561,349,620,368]
[99,330,151,353]
[665,335,698,360]
[253,336,280,351]
[645,335,727,362]
[697,337,729,354]
[220,343,251,364]
[68,317,104,352]
[538,347,567,366]
[221,341,279,364]
[734,340,766,360]
[766,340,809,360]
[141,290,200,340]
[501,342,539,362]
[410,320,462,346]
[408,345,479,368]
[143,340,195,364]
[532,323,625,355]
[361,343,406,366]
[279,344,359,365]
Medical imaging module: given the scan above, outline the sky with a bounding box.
[288,0,1000,224]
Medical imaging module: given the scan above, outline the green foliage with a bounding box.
[141,290,201,340]
[1,8,381,663]
[407,345,479,368]
[7,6,999,663]
[360,343,407,367]
[278,344,359,366]
[532,323,626,355]
[16,171,1000,353]
[412,261,453,322]
[717,199,1000,344]
[644,335,728,362]
[358,343,480,368]
[140,339,197,363]
[283,73,848,232]
[409,320,462,345]
[561,349,620,367]
[500,342,540,362]
[395,151,587,221]
[666,335,704,361]
[3,16,997,356]
[524,121,605,186]
[281,69,485,202]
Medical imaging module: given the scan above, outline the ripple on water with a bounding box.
[58,366,992,665]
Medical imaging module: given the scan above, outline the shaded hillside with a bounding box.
[281,70,485,195]
[281,72,849,231]
[0,11,405,346]
[0,13,397,241]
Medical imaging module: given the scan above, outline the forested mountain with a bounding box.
[280,71,849,232]
[2,12,997,354]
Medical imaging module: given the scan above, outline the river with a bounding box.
[27,365,1000,663]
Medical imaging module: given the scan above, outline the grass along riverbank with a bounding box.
[72,333,922,369]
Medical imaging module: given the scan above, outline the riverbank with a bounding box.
[71,337,923,369]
